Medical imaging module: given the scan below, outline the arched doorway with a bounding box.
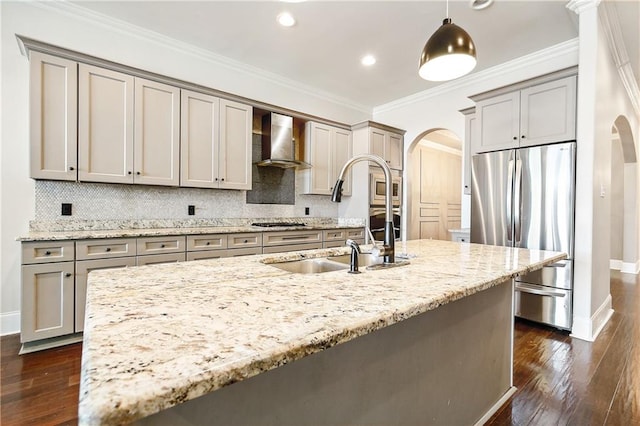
[406,129,463,240]
[610,115,638,274]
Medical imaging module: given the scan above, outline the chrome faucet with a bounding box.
[345,239,361,274]
[331,154,395,264]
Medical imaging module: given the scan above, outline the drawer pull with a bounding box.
[45,251,51,256]
[243,239,248,243]
[160,244,166,248]
[105,247,111,252]
[206,242,210,246]
[65,273,72,278]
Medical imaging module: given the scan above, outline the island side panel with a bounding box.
[137,279,514,426]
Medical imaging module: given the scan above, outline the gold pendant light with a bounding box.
[419,0,477,81]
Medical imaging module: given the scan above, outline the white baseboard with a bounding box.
[570,295,614,342]
[610,259,623,270]
[620,260,640,275]
[1,311,20,336]
[474,386,517,426]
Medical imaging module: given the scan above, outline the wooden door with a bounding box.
[180,90,219,188]
[29,52,78,181]
[78,64,134,183]
[219,99,252,190]
[134,78,180,186]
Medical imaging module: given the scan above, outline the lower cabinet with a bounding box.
[21,262,75,343]
[75,257,136,332]
[137,252,186,266]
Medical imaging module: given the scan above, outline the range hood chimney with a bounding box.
[257,113,310,169]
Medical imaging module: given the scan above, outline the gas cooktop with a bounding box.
[251,222,307,228]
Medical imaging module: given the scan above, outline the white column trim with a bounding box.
[621,260,640,275]
[570,295,614,342]
[1,311,21,336]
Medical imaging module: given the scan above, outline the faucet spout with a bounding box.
[331,154,395,264]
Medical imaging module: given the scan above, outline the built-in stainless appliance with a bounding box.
[370,173,401,206]
[471,141,576,330]
[256,113,310,169]
[369,206,401,242]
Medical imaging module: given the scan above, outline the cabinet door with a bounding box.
[369,128,386,159]
[519,75,576,148]
[475,91,520,154]
[334,128,352,196]
[304,122,333,194]
[78,64,134,183]
[29,52,77,181]
[219,99,252,190]
[134,78,180,186]
[388,132,403,170]
[75,257,135,332]
[463,112,476,195]
[180,90,219,188]
[21,263,75,342]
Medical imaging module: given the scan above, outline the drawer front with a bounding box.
[228,233,262,249]
[22,241,75,264]
[345,228,365,240]
[187,250,228,261]
[187,234,228,252]
[323,229,346,241]
[227,247,263,257]
[263,231,323,247]
[136,252,186,266]
[76,238,136,260]
[323,238,364,249]
[262,242,323,254]
[136,236,186,256]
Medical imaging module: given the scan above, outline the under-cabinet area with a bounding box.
[18,225,364,353]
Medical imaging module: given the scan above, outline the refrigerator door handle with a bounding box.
[515,283,567,298]
[506,157,515,243]
[514,156,522,245]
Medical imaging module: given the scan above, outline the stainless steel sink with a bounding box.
[269,258,349,274]
[328,253,384,267]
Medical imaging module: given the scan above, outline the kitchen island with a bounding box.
[78,239,565,425]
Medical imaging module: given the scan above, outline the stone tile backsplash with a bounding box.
[34,176,338,222]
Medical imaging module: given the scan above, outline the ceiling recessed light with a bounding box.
[277,12,296,27]
[470,0,493,10]
[361,55,376,66]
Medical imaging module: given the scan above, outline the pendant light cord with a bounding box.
[446,0,449,18]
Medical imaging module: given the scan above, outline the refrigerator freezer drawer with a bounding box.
[516,259,572,290]
[514,283,572,330]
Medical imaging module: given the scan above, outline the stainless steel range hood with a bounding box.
[257,113,311,169]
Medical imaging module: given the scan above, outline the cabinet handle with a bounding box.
[215,178,218,181]
[243,239,248,243]
[521,135,526,139]
[128,171,132,175]
[136,172,141,175]
[45,251,51,256]
[69,166,75,171]
[206,241,210,246]
[65,273,72,278]
[105,247,111,252]
[221,178,225,182]
[160,244,166,248]
[513,136,517,140]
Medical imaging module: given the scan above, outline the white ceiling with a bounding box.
[71,0,639,110]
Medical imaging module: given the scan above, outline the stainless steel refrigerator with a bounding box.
[471,141,576,330]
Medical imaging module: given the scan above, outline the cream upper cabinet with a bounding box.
[180,91,252,190]
[79,65,180,186]
[368,127,403,170]
[29,52,78,181]
[134,78,180,186]
[302,122,352,196]
[78,64,134,183]
[474,75,576,154]
[218,99,252,190]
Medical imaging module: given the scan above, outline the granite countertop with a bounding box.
[78,239,566,425]
[17,218,365,242]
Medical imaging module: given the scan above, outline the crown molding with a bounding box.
[599,2,640,118]
[28,0,372,115]
[373,38,579,115]
[566,0,601,15]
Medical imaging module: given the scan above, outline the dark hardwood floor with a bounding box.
[1,271,638,425]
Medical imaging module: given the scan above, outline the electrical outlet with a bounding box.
[188,205,195,216]
[61,203,72,216]
[305,207,310,216]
